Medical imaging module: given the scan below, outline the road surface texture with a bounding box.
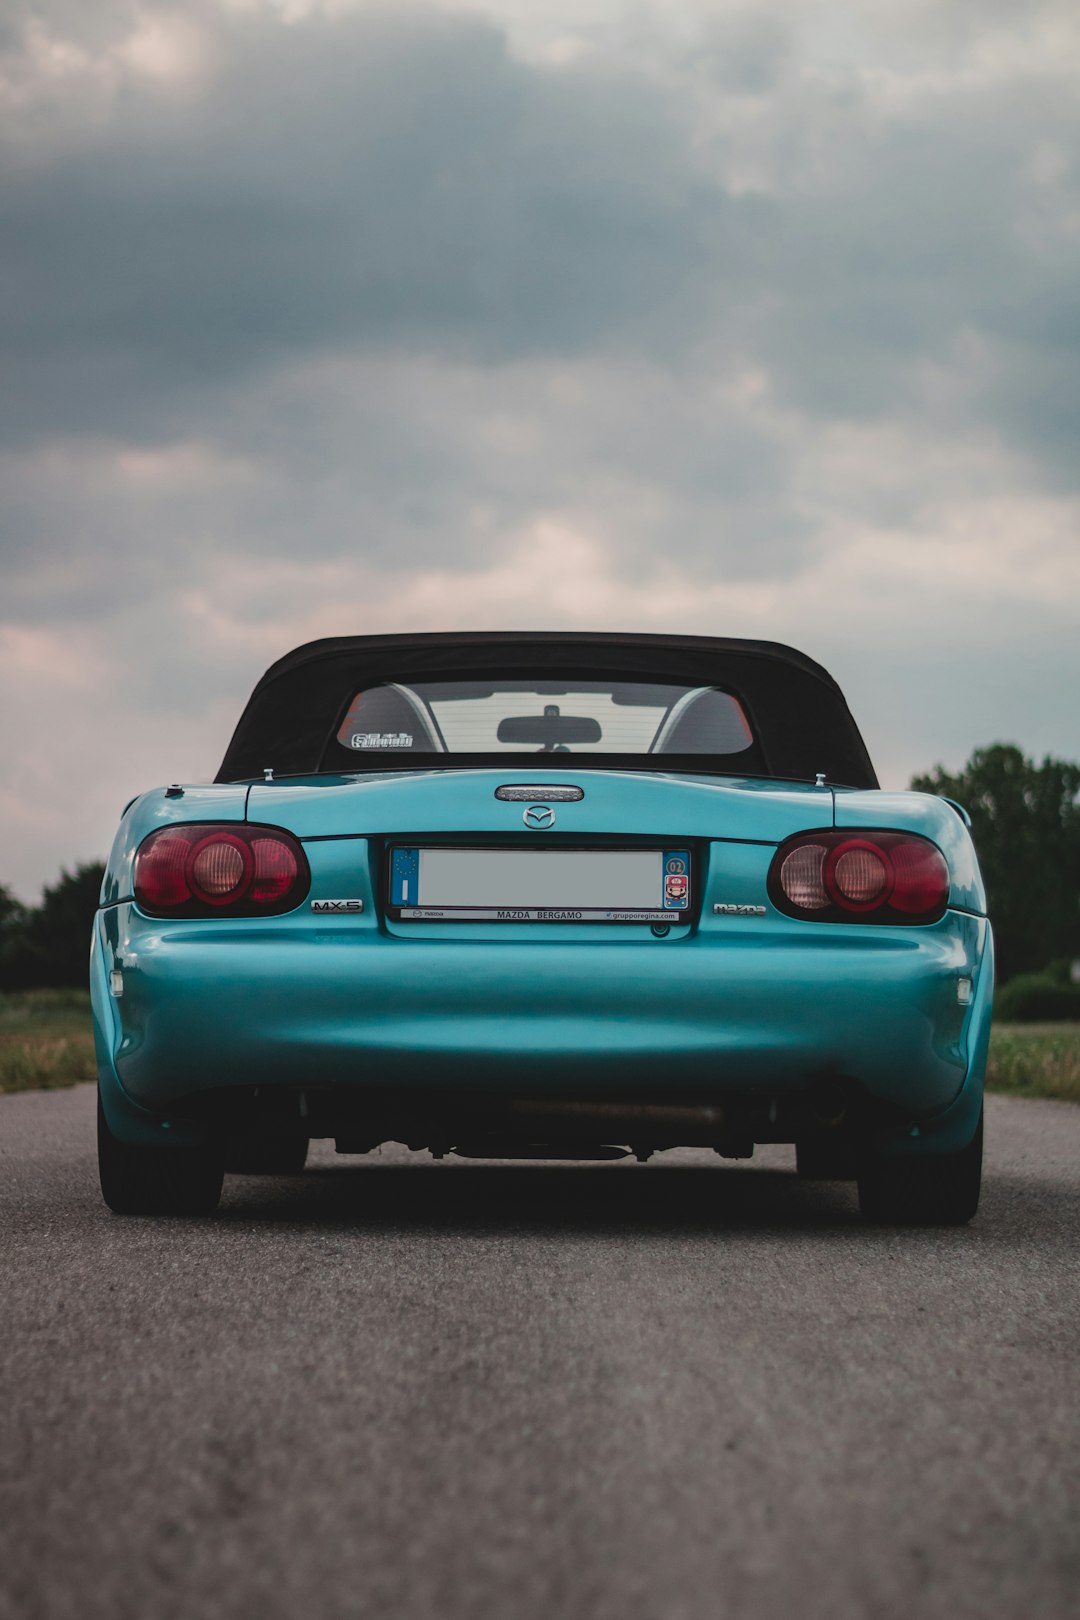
[1,1085,1077,1620]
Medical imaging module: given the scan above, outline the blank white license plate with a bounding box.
[388,846,692,923]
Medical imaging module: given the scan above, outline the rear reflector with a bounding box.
[134,823,309,917]
[888,838,952,916]
[250,836,300,902]
[769,830,949,924]
[134,832,191,909]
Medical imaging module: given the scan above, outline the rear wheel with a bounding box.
[224,1136,309,1176]
[97,1092,224,1215]
[857,1109,983,1226]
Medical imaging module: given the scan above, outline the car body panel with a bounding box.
[93,819,991,1157]
[99,773,984,925]
[246,770,837,843]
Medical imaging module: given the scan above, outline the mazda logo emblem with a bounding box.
[522,804,556,830]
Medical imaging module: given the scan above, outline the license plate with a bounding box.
[388,846,692,923]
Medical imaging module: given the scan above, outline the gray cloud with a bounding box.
[0,5,739,440]
[0,0,1075,483]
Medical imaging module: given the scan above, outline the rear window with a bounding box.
[332,680,754,758]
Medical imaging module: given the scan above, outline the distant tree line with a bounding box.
[911,745,1080,985]
[912,744,1080,1019]
[1,745,1077,1002]
[0,863,106,990]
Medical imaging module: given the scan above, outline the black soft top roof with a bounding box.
[216,631,878,787]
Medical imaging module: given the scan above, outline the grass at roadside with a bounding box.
[984,1023,1080,1104]
[0,990,96,1093]
[0,991,1078,1103]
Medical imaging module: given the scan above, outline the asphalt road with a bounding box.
[1,1087,1078,1620]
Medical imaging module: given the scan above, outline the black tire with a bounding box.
[98,1092,224,1215]
[795,1137,859,1180]
[224,1136,309,1176]
[857,1108,983,1226]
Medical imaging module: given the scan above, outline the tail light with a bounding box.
[768,829,949,925]
[134,824,309,917]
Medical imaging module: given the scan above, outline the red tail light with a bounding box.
[769,830,949,924]
[134,824,309,917]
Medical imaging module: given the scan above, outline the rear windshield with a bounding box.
[217,635,880,786]
[331,680,754,759]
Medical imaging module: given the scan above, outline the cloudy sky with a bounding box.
[2,0,1078,899]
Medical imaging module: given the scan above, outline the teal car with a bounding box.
[92,633,991,1223]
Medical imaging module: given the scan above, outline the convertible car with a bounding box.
[91,632,992,1222]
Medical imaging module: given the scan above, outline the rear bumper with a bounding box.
[92,904,991,1155]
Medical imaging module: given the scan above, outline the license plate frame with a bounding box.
[386,845,693,924]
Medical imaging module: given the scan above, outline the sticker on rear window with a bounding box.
[350,732,414,749]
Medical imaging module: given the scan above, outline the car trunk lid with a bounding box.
[247,769,836,844]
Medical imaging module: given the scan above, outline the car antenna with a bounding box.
[263,767,274,782]
[815,772,828,788]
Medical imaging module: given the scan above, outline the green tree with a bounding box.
[912,745,1080,982]
[23,862,107,988]
[0,883,32,989]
